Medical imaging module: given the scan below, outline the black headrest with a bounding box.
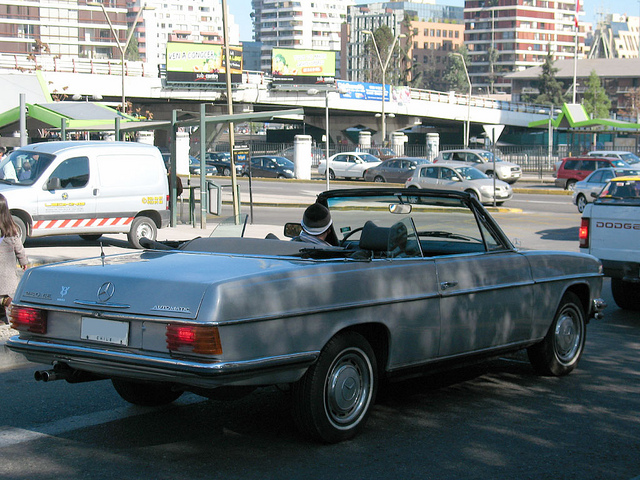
[359,221,407,252]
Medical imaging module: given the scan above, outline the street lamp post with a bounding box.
[452,52,471,148]
[362,30,406,147]
[89,2,152,114]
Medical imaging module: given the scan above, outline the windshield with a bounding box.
[0,150,55,185]
[620,153,640,164]
[455,166,487,180]
[477,151,503,163]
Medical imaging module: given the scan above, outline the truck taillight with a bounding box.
[166,324,222,355]
[166,195,170,210]
[9,306,47,334]
[579,218,589,249]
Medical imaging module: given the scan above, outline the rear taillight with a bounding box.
[166,195,170,209]
[9,306,47,334]
[166,324,222,355]
[579,218,589,249]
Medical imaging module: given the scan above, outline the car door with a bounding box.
[437,166,463,191]
[433,213,535,356]
[383,160,400,182]
[331,154,348,177]
[35,155,97,232]
[417,165,440,188]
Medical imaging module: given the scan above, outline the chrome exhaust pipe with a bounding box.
[34,369,68,382]
[34,363,103,383]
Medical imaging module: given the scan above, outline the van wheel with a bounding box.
[80,234,102,241]
[128,216,157,249]
[565,180,576,191]
[11,215,27,244]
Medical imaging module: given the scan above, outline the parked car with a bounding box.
[189,156,217,176]
[587,150,640,166]
[7,188,604,443]
[572,167,640,212]
[554,156,630,190]
[318,152,382,180]
[241,155,295,179]
[279,146,326,164]
[359,147,397,161]
[204,152,242,176]
[405,161,513,205]
[434,149,522,184]
[363,157,431,183]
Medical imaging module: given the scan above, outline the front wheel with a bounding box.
[292,331,378,443]
[127,216,157,249]
[527,291,586,376]
[576,194,588,213]
[112,378,182,406]
[611,278,640,310]
[11,215,27,244]
[222,167,231,176]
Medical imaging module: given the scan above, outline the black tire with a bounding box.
[576,194,588,213]
[373,176,385,183]
[223,167,231,176]
[292,331,377,443]
[565,179,577,191]
[485,170,494,178]
[127,216,157,249]
[79,234,103,241]
[111,378,182,406]
[328,169,336,180]
[611,278,640,311]
[11,215,27,244]
[527,291,586,376]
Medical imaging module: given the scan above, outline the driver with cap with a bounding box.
[294,202,338,246]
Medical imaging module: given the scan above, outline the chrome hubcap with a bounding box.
[554,310,581,363]
[325,350,372,428]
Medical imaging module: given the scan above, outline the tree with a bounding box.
[125,37,140,61]
[582,70,611,119]
[533,52,567,105]
[364,25,407,86]
[442,46,470,94]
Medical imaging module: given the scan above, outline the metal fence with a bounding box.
[212,141,575,174]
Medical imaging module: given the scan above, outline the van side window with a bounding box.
[49,156,89,189]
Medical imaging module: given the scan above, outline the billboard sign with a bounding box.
[166,42,243,84]
[271,48,336,85]
[336,80,411,105]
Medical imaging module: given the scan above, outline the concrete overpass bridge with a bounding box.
[1,54,552,146]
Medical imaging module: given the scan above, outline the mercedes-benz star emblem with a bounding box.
[97,282,115,303]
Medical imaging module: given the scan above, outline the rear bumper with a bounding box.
[6,336,318,388]
[601,259,640,282]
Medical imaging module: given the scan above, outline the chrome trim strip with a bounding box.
[6,337,319,377]
[74,300,131,309]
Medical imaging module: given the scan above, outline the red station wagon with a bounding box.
[554,156,631,190]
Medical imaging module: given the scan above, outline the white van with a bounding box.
[0,141,169,248]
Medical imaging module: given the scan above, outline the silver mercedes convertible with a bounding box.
[7,188,605,443]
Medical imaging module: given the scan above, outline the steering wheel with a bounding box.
[340,226,364,246]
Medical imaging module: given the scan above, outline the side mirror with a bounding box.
[45,177,62,191]
[284,222,303,238]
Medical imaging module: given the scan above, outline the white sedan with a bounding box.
[318,152,382,180]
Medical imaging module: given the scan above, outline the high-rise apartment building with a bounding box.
[464,0,585,95]
[251,0,351,73]
[346,1,464,85]
[588,14,640,59]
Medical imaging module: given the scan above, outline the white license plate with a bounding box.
[81,317,129,346]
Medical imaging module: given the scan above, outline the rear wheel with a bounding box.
[328,169,336,180]
[112,378,182,406]
[222,167,231,176]
[127,216,157,249]
[565,179,577,191]
[373,176,385,183]
[527,292,586,376]
[292,331,377,443]
[576,194,588,213]
[611,278,640,310]
[485,170,494,178]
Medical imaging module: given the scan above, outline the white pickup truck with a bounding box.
[579,175,640,310]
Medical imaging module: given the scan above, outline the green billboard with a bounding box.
[271,48,336,85]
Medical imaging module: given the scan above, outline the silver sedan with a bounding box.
[572,167,640,212]
[405,161,513,205]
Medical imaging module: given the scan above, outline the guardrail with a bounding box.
[0,53,152,77]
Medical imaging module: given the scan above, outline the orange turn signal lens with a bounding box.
[166,324,222,355]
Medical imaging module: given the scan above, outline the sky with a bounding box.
[229,0,640,42]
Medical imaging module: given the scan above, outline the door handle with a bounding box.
[93,188,99,196]
[440,281,458,290]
